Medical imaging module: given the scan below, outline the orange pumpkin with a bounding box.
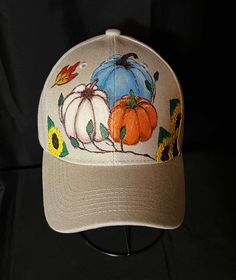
[108,90,158,145]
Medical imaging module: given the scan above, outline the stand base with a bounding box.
[80,225,164,257]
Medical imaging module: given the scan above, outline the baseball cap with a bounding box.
[38,28,185,233]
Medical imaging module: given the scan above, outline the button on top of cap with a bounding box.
[105,29,121,36]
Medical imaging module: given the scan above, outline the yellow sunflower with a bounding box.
[48,126,64,156]
[172,135,179,157]
[155,137,174,163]
[170,103,181,135]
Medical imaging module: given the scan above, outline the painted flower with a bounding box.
[48,127,64,156]
[155,137,174,162]
[172,134,179,158]
[51,62,80,88]
[47,116,68,157]
[170,99,181,135]
[155,97,182,163]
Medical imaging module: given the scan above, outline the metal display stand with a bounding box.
[80,226,164,257]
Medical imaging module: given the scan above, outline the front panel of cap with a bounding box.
[39,33,183,166]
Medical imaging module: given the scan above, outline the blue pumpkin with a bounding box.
[90,53,155,108]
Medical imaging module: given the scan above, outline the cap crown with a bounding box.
[38,30,184,166]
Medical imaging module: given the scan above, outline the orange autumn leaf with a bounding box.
[51,62,79,87]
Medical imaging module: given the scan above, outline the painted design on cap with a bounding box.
[170,99,181,135]
[51,53,181,162]
[91,53,159,108]
[59,79,110,144]
[155,99,181,162]
[108,89,157,145]
[51,62,80,88]
[47,116,69,157]
[58,81,157,160]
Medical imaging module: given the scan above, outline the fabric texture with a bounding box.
[42,151,185,232]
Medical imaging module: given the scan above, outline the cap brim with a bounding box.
[42,151,185,233]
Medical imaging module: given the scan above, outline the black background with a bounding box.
[0,0,235,279]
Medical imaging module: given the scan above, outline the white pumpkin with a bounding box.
[60,80,110,144]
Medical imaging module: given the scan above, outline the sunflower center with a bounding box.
[173,140,178,157]
[52,133,59,149]
[175,114,181,130]
[161,145,170,161]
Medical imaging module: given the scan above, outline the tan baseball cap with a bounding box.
[38,28,185,233]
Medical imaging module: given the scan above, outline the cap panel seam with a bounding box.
[43,150,182,165]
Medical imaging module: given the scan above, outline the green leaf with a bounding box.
[86,119,94,136]
[47,116,55,131]
[120,126,126,140]
[154,71,159,81]
[70,137,79,148]
[100,123,109,139]
[170,99,180,116]
[58,93,64,106]
[129,89,136,108]
[59,142,69,157]
[145,80,152,92]
[158,127,171,146]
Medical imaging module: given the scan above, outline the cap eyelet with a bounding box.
[105,29,121,36]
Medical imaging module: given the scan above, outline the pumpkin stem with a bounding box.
[89,78,99,89]
[129,89,137,108]
[116,53,138,67]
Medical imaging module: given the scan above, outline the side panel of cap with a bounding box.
[38,34,106,153]
[38,35,116,165]
[112,35,184,164]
